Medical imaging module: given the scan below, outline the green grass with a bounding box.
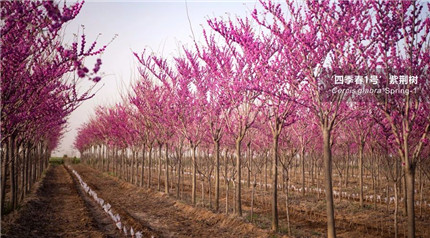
[49,157,64,165]
[71,157,80,164]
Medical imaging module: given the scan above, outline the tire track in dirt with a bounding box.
[64,165,124,238]
[2,165,121,238]
[72,164,270,238]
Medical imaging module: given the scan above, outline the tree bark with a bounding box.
[1,139,9,214]
[148,145,152,188]
[405,164,415,238]
[359,141,364,208]
[271,134,279,231]
[158,143,162,191]
[301,146,305,197]
[140,147,145,187]
[235,138,242,216]
[394,181,398,238]
[323,128,336,238]
[214,139,220,211]
[165,144,169,195]
[192,145,197,205]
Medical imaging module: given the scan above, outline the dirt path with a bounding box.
[72,164,270,238]
[2,165,121,238]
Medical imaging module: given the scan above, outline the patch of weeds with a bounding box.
[246,213,260,222]
[49,157,63,165]
[279,225,289,234]
[71,157,80,164]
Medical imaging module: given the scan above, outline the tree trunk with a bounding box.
[247,143,251,188]
[271,134,279,231]
[201,181,204,206]
[235,139,242,216]
[301,146,305,197]
[345,149,349,187]
[405,164,415,238]
[1,139,9,214]
[394,182,398,238]
[214,139,220,211]
[165,144,169,195]
[286,187,292,237]
[131,150,135,184]
[158,143,162,191]
[226,180,229,214]
[192,145,197,205]
[403,172,407,215]
[359,141,364,208]
[323,128,336,238]
[176,148,181,198]
[419,168,423,217]
[265,154,268,191]
[251,176,256,222]
[10,136,17,210]
[141,147,145,187]
[148,145,152,188]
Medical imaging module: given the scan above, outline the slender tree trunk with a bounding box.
[192,145,197,205]
[226,180,229,214]
[359,141,364,208]
[165,144,169,195]
[419,168,423,217]
[271,134,279,231]
[345,149,349,187]
[317,165,320,200]
[405,164,415,238]
[403,172,407,215]
[265,153,268,191]
[20,145,26,201]
[214,139,220,211]
[141,147,145,187]
[235,139,242,216]
[286,184,291,237]
[10,136,17,210]
[25,144,30,194]
[301,146,305,197]
[201,181,204,206]
[394,181,398,238]
[1,140,9,214]
[225,149,228,213]
[176,150,181,198]
[323,128,336,238]
[148,145,152,188]
[158,143,162,191]
[131,150,135,184]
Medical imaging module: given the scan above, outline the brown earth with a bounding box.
[113,164,430,238]
[1,164,121,238]
[71,164,271,238]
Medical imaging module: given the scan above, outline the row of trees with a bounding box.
[75,0,429,237]
[1,1,109,214]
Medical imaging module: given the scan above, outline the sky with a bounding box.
[53,0,260,157]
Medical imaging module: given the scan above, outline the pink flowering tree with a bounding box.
[364,2,430,236]
[1,0,109,214]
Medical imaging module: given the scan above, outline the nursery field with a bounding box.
[2,163,267,237]
[3,160,429,237]
[1,164,120,237]
[2,1,429,238]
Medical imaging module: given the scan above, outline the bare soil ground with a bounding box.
[130,166,430,238]
[71,164,271,238]
[1,164,121,238]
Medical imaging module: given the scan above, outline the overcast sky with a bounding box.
[53,0,259,157]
